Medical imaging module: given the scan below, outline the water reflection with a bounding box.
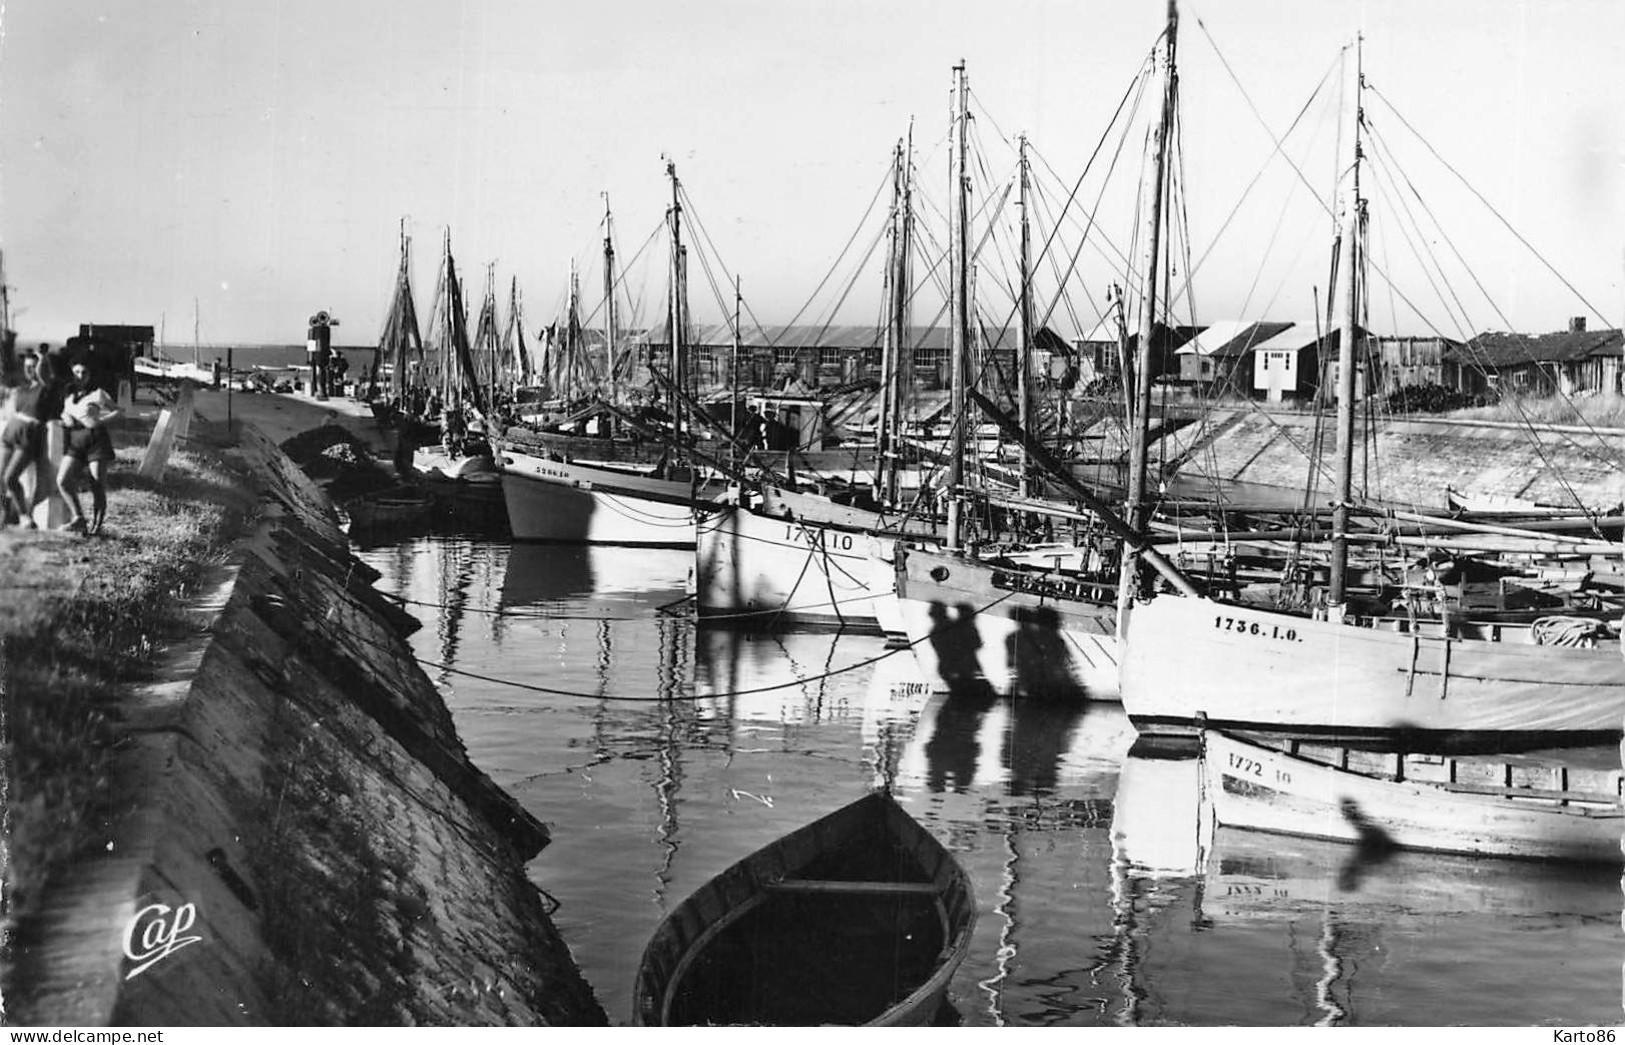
[1105,743,1621,1025]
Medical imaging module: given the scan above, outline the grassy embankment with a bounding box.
[1,431,258,936]
[1444,392,1625,428]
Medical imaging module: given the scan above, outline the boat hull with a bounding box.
[1204,731,1623,863]
[894,543,1119,702]
[499,449,700,547]
[1122,594,1625,742]
[632,792,976,1027]
[695,500,906,634]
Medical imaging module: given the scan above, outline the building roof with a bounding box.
[1173,320,1296,358]
[647,322,1030,353]
[1452,328,1623,367]
[1246,322,1323,354]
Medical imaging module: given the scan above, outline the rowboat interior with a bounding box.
[635,793,975,1026]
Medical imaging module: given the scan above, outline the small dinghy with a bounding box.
[633,791,977,1026]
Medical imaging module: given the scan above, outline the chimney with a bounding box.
[1569,316,1586,332]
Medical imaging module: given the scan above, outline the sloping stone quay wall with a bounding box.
[9,424,605,1026]
[1091,409,1625,509]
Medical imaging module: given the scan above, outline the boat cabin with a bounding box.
[748,392,828,452]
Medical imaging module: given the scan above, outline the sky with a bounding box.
[2,0,1620,350]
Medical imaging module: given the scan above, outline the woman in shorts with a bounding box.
[58,361,120,534]
[1,351,47,528]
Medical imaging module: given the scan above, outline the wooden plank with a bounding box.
[1436,780,1622,805]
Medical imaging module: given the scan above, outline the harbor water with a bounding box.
[356,534,1622,1027]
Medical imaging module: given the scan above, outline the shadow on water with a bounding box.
[1006,606,1087,703]
[923,602,1000,791]
[920,693,1087,799]
[1333,797,1397,893]
[1004,696,1087,798]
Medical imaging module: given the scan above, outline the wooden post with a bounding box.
[27,421,69,529]
[140,380,195,481]
[172,380,195,443]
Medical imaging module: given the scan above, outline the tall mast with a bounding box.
[946,61,971,551]
[193,297,200,367]
[1126,0,1178,536]
[602,192,619,404]
[567,257,580,397]
[1328,36,1365,612]
[893,122,916,503]
[731,275,742,474]
[874,138,905,506]
[1017,133,1034,498]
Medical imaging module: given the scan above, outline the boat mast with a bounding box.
[874,138,905,506]
[567,258,581,400]
[193,297,200,368]
[667,160,686,445]
[1328,36,1365,613]
[731,274,742,474]
[602,192,619,405]
[946,61,971,551]
[1126,0,1177,537]
[1017,133,1034,499]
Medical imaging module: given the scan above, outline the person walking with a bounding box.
[1,351,47,528]
[57,360,120,534]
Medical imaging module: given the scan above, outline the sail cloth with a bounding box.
[376,237,424,401]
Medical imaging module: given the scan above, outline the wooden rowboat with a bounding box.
[1202,730,1623,864]
[343,487,433,532]
[632,791,977,1026]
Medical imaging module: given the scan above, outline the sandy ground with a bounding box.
[180,385,394,454]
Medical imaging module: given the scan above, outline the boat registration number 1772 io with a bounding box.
[1226,751,1292,787]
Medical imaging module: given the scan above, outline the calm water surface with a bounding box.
[356,534,1622,1027]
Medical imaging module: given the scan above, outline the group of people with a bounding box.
[306,345,349,398]
[2,351,121,535]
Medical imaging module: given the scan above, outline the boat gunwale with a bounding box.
[632,792,976,1027]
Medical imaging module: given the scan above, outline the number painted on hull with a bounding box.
[1225,751,1292,785]
[1212,615,1301,642]
[784,525,854,552]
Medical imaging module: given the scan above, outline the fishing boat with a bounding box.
[632,790,976,1026]
[343,485,434,532]
[697,487,927,632]
[694,135,950,633]
[368,222,426,427]
[500,164,720,546]
[1118,33,1625,742]
[1203,730,1623,863]
[890,40,1205,703]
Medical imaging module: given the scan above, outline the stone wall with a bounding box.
[7,424,606,1026]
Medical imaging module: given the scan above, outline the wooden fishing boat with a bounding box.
[697,485,936,634]
[1118,36,1625,743]
[498,446,714,546]
[343,486,433,532]
[632,791,976,1026]
[1203,730,1623,863]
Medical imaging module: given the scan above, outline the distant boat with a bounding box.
[1202,730,1623,864]
[500,450,711,546]
[342,486,434,532]
[632,791,976,1027]
[499,162,718,547]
